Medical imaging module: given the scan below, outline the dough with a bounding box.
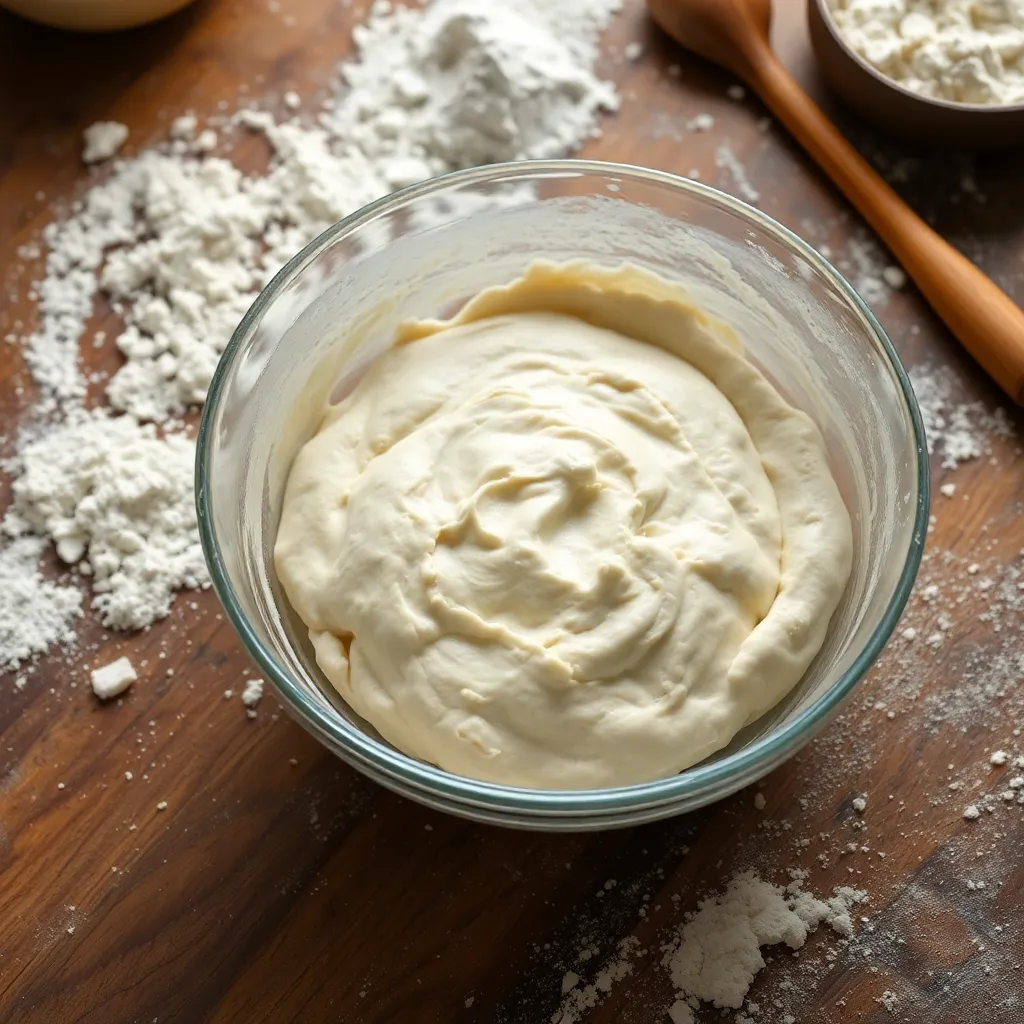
[275,261,853,789]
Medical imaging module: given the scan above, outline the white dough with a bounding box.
[275,262,853,789]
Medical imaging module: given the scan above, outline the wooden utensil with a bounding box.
[648,0,1024,404]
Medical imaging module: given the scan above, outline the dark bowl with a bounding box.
[808,0,1024,150]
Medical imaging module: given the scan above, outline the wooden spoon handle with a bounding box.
[744,45,1024,404]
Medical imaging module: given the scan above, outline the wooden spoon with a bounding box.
[648,0,1024,404]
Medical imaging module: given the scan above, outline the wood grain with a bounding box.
[1,2,1023,1023]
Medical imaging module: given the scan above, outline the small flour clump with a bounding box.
[666,872,866,1011]
[241,677,264,717]
[0,537,83,670]
[90,655,137,699]
[82,121,129,164]
[827,0,1024,106]
[4,411,207,630]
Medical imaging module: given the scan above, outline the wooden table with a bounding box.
[2,2,1022,1022]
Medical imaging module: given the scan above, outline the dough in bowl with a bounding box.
[275,261,853,789]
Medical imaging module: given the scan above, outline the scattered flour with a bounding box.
[549,871,866,1024]
[840,228,897,305]
[879,989,900,1013]
[241,677,264,707]
[4,411,206,631]
[323,0,620,180]
[82,121,129,164]
[715,143,761,204]
[910,362,1015,469]
[551,937,639,1024]
[23,0,623,421]
[882,264,906,289]
[2,0,623,668]
[241,677,265,718]
[0,537,82,670]
[827,0,1024,106]
[90,655,137,699]
[665,872,866,1011]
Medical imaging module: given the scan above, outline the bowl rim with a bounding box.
[809,0,1024,115]
[196,158,930,816]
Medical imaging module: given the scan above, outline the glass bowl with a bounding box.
[196,160,929,831]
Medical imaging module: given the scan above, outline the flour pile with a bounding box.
[1,0,622,671]
[5,412,205,631]
[552,871,866,1023]
[665,872,866,1014]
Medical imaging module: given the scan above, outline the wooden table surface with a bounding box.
[2,2,1023,1022]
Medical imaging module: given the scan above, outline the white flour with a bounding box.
[715,144,761,204]
[241,677,265,717]
[25,0,620,425]
[327,0,620,179]
[666,873,865,1012]
[0,537,82,670]
[552,871,866,1022]
[90,655,138,699]
[5,411,206,631]
[1,0,621,671]
[552,937,639,1023]
[910,362,1015,468]
[82,121,129,164]
[827,0,1024,106]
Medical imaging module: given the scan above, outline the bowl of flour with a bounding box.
[809,0,1024,148]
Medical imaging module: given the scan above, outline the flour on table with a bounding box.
[551,871,865,1023]
[326,0,621,182]
[4,0,622,663]
[552,937,640,1024]
[82,121,129,164]
[665,872,866,1011]
[25,0,622,424]
[4,411,206,630]
[0,536,82,670]
[837,228,901,306]
[667,1002,695,1024]
[910,362,1014,469]
[90,655,137,699]
[241,677,264,717]
[715,143,760,204]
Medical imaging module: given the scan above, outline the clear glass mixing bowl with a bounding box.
[197,160,929,831]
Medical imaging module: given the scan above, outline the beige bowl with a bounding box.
[0,0,196,30]
[808,0,1024,150]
